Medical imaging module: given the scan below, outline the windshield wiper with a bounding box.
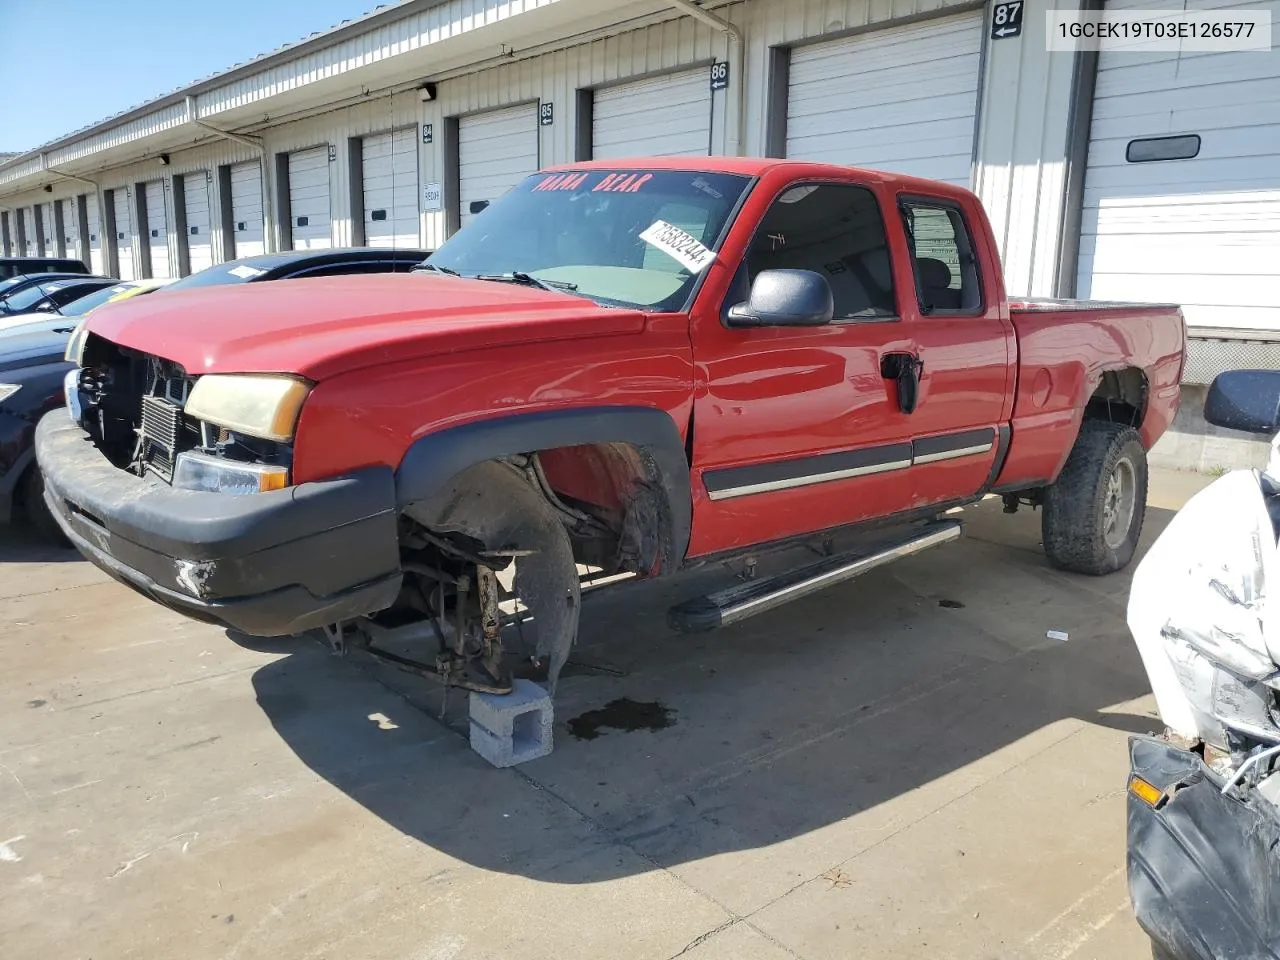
[414,262,461,277]
[473,271,578,293]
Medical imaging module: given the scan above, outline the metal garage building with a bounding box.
[1077,0,1280,335]
[0,0,1276,403]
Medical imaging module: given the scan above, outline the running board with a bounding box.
[667,521,963,633]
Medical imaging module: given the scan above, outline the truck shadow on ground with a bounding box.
[236,497,1173,884]
[0,526,80,563]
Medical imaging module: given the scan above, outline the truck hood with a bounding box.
[83,273,647,380]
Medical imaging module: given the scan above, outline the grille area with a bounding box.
[140,394,184,481]
[78,337,292,482]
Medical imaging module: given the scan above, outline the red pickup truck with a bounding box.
[36,158,1185,695]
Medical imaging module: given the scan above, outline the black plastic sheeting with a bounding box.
[1127,736,1280,960]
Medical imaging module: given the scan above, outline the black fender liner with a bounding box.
[395,406,693,569]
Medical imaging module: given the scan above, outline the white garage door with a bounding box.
[40,203,55,256]
[289,146,333,250]
[362,128,419,247]
[85,195,104,274]
[144,180,170,278]
[1076,0,1280,331]
[60,198,80,262]
[786,11,983,186]
[230,161,265,259]
[184,171,214,275]
[112,189,135,281]
[458,104,539,227]
[593,68,711,159]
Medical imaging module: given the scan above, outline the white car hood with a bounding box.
[1128,458,1280,744]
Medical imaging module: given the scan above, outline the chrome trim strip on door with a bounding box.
[912,440,993,465]
[707,457,912,501]
[702,427,997,502]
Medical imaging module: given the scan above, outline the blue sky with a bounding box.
[0,0,379,154]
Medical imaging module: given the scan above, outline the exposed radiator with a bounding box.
[140,394,183,480]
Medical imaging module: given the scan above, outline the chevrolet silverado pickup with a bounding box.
[35,158,1185,695]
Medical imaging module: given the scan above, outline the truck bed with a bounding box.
[994,298,1186,492]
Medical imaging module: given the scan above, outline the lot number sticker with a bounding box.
[640,220,715,274]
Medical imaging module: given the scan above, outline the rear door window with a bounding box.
[900,202,982,314]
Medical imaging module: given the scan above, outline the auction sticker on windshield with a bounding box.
[640,220,715,274]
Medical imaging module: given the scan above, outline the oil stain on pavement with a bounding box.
[567,698,675,740]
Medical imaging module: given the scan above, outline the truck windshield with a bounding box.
[424,170,751,311]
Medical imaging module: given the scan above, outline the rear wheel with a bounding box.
[1042,420,1147,575]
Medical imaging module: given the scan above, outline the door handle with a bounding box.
[880,352,923,415]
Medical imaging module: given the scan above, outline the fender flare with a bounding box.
[395,406,692,568]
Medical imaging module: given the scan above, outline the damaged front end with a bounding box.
[333,458,584,698]
[1126,464,1280,959]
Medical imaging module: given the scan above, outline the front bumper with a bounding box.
[35,412,402,636]
[0,409,38,525]
[1127,736,1280,960]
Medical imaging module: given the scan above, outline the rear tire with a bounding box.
[1042,420,1147,575]
[22,466,68,546]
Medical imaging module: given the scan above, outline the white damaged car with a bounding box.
[1125,368,1280,960]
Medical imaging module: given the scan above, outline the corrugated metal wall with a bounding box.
[418,7,740,248]
[974,0,1085,298]
[258,89,422,250]
[0,139,262,277]
[99,140,261,276]
[199,0,565,119]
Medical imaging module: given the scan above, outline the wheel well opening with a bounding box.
[535,441,672,578]
[1085,368,1147,429]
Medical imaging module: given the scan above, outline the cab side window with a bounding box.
[900,202,981,314]
[743,183,897,321]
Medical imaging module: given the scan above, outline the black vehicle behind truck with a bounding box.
[165,247,431,288]
[0,320,76,538]
[0,257,89,280]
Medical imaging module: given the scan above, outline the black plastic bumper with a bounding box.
[34,412,403,636]
[1127,736,1280,960]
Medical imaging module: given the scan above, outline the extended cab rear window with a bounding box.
[900,201,982,315]
[424,170,752,311]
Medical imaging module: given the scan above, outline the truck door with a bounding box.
[686,180,1014,559]
[891,195,1014,507]
[687,180,926,557]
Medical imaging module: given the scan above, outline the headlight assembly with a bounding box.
[184,374,311,442]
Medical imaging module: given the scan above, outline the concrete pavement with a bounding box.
[0,469,1213,959]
